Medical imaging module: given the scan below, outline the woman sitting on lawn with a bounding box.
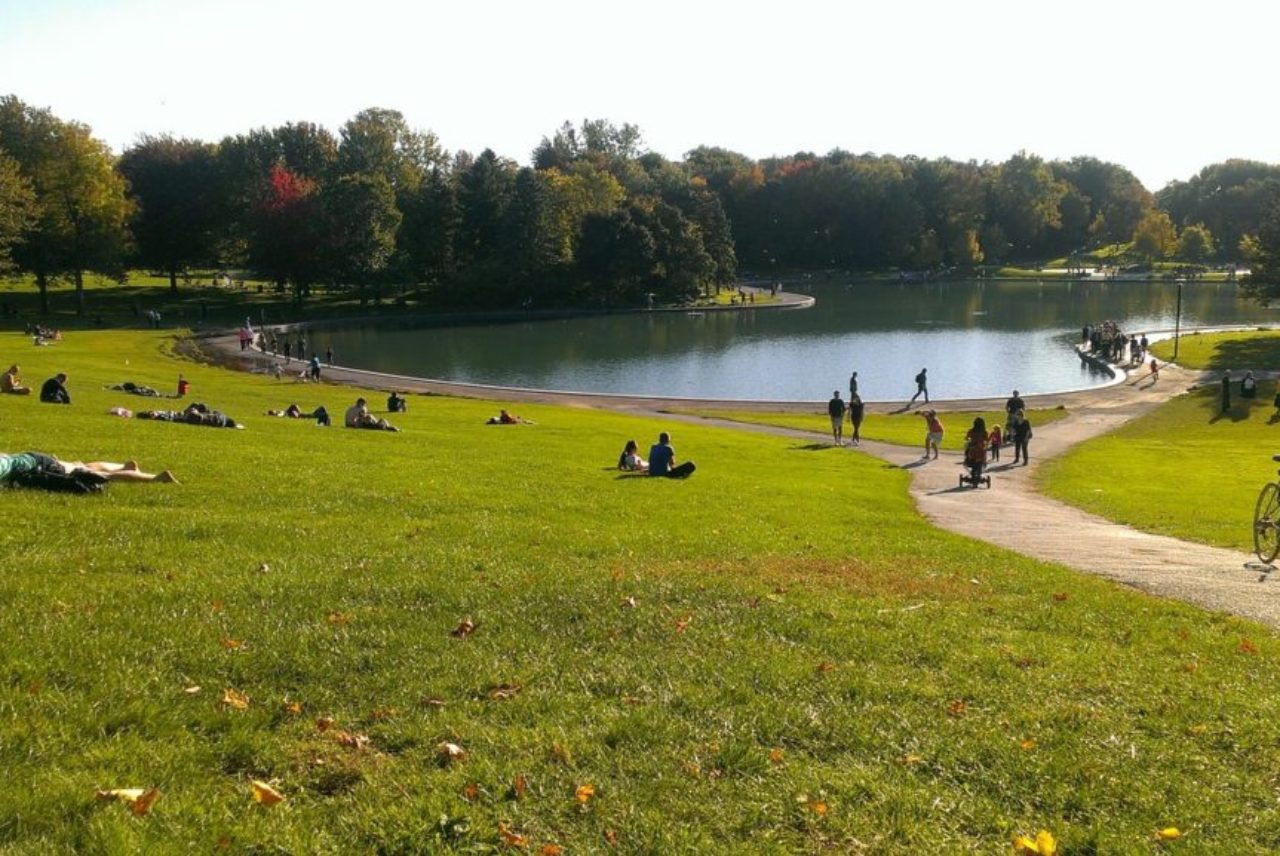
[617,439,648,472]
[2,364,31,395]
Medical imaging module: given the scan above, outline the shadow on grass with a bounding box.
[789,443,836,452]
[1205,380,1272,424]
[1196,337,1280,371]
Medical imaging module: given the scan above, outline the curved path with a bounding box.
[199,329,1279,628]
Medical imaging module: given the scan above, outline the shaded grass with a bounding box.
[671,406,1069,452]
[0,331,1276,852]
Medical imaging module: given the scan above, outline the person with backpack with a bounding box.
[910,368,929,405]
[827,390,846,446]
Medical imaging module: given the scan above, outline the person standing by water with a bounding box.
[910,368,929,405]
[827,390,846,446]
[848,393,865,446]
[848,371,858,400]
[1221,371,1231,413]
[1012,409,1033,465]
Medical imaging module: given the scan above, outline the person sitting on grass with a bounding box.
[40,373,70,404]
[387,391,408,413]
[344,397,399,431]
[648,431,696,478]
[486,409,533,425]
[617,439,648,472]
[0,451,177,491]
[2,364,31,395]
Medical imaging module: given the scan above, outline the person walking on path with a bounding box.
[1149,358,1159,383]
[1012,409,1033,465]
[919,409,943,460]
[848,394,865,446]
[1221,372,1232,413]
[309,355,321,382]
[910,368,929,405]
[1005,390,1025,421]
[827,390,846,446]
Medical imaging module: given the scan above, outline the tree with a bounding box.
[336,108,443,194]
[0,150,35,274]
[1176,223,1215,263]
[248,163,325,300]
[119,136,220,294]
[396,167,457,287]
[1131,209,1177,262]
[988,152,1067,256]
[1241,194,1280,302]
[323,173,401,303]
[0,96,132,314]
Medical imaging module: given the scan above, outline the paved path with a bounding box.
[201,330,1280,628]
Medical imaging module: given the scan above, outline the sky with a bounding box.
[2,0,1276,192]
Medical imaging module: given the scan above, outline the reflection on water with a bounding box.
[319,280,1275,401]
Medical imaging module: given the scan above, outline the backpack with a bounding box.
[915,372,925,385]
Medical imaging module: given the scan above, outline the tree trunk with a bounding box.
[169,265,179,296]
[74,269,85,316]
[36,272,49,315]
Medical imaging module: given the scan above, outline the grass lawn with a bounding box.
[0,331,1277,852]
[1153,329,1280,371]
[671,407,1068,452]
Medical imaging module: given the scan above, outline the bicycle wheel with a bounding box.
[1253,482,1280,563]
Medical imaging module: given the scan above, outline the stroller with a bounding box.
[959,431,991,489]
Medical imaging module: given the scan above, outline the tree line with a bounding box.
[1,94,1279,315]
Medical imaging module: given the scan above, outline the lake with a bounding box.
[316,279,1276,401]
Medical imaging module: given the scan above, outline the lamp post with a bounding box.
[1173,277,1184,361]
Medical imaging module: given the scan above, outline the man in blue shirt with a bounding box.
[648,432,696,478]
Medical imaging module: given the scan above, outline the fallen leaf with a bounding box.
[437,741,467,763]
[575,783,595,804]
[1182,661,1200,673]
[513,773,527,800]
[250,780,285,806]
[210,599,224,613]
[258,562,270,574]
[674,615,692,634]
[130,788,161,817]
[946,699,967,717]
[604,828,618,847]
[816,661,835,673]
[422,697,447,708]
[621,694,642,706]
[539,845,564,856]
[1052,592,1068,602]
[367,706,397,721]
[811,800,828,817]
[221,688,250,711]
[462,782,479,801]
[335,730,371,750]
[488,684,523,701]
[326,612,351,625]
[282,700,302,716]
[769,747,785,764]
[498,822,527,849]
[1239,638,1258,654]
[183,685,202,695]
[95,788,147,803]
[621,596,637,609]
[1187,724,1207,736]
[451,618,477,639]
[219,638,245,650]
[1013,830,1058,855]
[1156,827,1183,841]
[315,715,335,732]
[1019,739,1036,751]
[902,754,923,766]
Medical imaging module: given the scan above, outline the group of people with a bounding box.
[617,432,696,478]
[826,388,866,446]
[3,364,70,404]
[1084,322,1149,367]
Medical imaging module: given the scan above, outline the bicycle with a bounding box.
[1253,455,1280,563]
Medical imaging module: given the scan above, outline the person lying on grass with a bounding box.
[486,409,534,425]
[106,381,165,397]
[136,403,243,429]
[0,451,177,491]
[266,404,331,425]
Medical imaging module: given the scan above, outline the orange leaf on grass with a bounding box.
[674,616,692,634]
[452,618,477,638]
[769,747,785,764]
[96,787,160,815]
[513,773,527,800]
[488,684,523,700]
[498,822,527,849]
[315,715,335,732]
[221,689,250,710]
[1239,638,1258,654]
[437,741,467,763]
[575,783,595,804]
[326,612,351,625]
[250,780,285,806]
[539,845,564,856]
[334,731,371,750]
[1052,592,1068,602]
[282,700,302,715]
[462,782,480,801]
[219,638,245,650]
[1019,739,1036,751]
[946,699,967,717]
[816,661,835,673]
[130,788,161,817]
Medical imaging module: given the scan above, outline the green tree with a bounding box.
[1176,222,1215,263]
[396,167,457,287]
[1131,209,1177,262]
[989,151,1067,256]
[119,136,220,294]
[336,108,443,194]
[0,96,132,314]
[0,150,35,274]
[1241,195,1280,302]
[323,173,401,303]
